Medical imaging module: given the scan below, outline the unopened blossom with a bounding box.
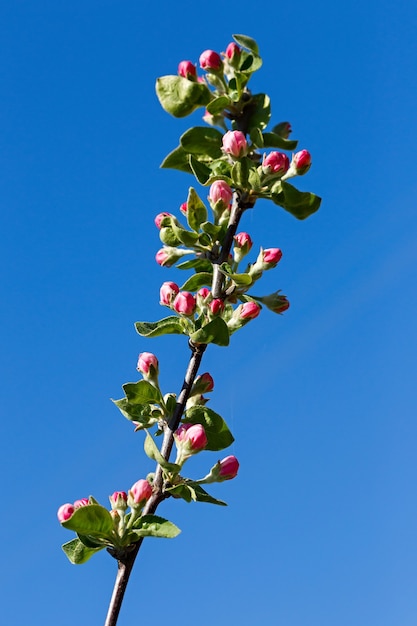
[175,423,208,461]
[273,121,292,139]
[218,455,239,479]
[199,49,222,71]
[110,491,128,511]
[293,149,312,175]
[178,60,197,80]
[137,352,159,376]
[180,202,188,214]
[129,479,152,506]
[73,498,89,509]
[263,248,283,266]
[233,231,253,262]
[262,152,290,176]
[192,372,214,394]
[173,291,196,316]
[210,298,225,316]
[239,301,261,320]
[209,180,233,208]
[222,130,248,158]
[154,212,172,229]
[160,281,180,306]
[57,503,75,523]
[225,42,241,61]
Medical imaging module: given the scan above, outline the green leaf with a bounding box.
[246,93,271,132]
[77,533,105,549]
[144,431,181,473]
[135,316,186,338]
[62,504,114,538]
[112,397,160,426]
[130,514,181,538]
[160,145,193,173]
[165,483,194,502]
[122,380,162,405]
[262,132,298,151]
[231,158,251,189]
[180,127,223,159]
[170,222,200,247]
[186,187,208,232]
[219,263,253,287]
[189,156,211,185]
[206,95,230,115]
[180,272,213,292]
[184,405,234,451]
[176,258,213,272]
[156,76,211,118]
[271,181,322,220]
[190,484,227,506]
[239,52,263,74]
[190,318,230,347]
[250,127,264,148]
[232,34,259,55]
[62,538,103,565]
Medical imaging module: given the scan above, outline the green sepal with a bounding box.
[170,222,200,247]
[262,132,298,151]
[206,95,230,115]
[184,405,234,451]
[233,33,259,55]
[62,538,104,565]
[129,514,181,538]
[135,316,187,338]
[180,127,223,159]
[156,76,211,118]
[271,181,322,220]
[160,145,193,173]
[180,272,213,292]
[189,156,211,185]
[159,227,182,247]
[61,504,114,538]
[186,187,208,232]
[144,431,181,473]
[190,318,230,347]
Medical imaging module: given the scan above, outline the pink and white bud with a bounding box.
[175,423,208,463]
[263,248,283,266]
[73,498,89,509]
[209,180,233,208]
[209,298,225,316]
[199,50,222,71]
[198,287,210,300]
[160,281,180,306]
[239,301,261,320]
[110,491,128,511]
[222,130,248,158]
[154,212,172,229]
[293,149,312,175]
[173,291,196,316]
[192,372,214,395]
[262,152,290,177]
[57,503,75,523]
[233,231,253,263]
[180,202,188,215]
[225,42,241,61]
[218,455,239,480]
[178,60,197,80]
[137,352,159,377]
[129,479,153,507]
[155,246,188,267]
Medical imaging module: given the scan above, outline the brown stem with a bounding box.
[104,192,249,625]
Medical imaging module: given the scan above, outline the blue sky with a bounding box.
[1,1,417,624]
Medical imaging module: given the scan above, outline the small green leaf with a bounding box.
[186,187,208,232]
[144,431,181,473]
[62,538,104,565]
[190,484,227,506]
[156,76,211,118]
[180,127,223,159]
[239,52,263,74]
[112,397,160,426]
[250,127,264,148]
[62,504,114,538]
[170,222,200,247]
[184,405,234,451]
[246,93,271,132]
[271,181,322,220]
[232,34,259,55]
[190,318,230,347]
[180,272,213,292]
[176,258,213,272]
[219,263,253,287]
[206,95,230,115]
[135,316,186,338]
[189,156,211,185]
[262,132,298,151]
[166,483,194,502]
[77,533,105,549]
[231,158,250,189]
[130,514,181,538]
[122,380,162,405]
[160,145,193,173]
[201,221,223,239]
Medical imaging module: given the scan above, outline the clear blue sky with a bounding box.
[1,1,417,624]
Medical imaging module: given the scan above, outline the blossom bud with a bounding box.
[73,498,89,509]
[198,287,210,300]
[173,291,196,316]
[293,149,312,175]
[263,248,283,266]
[180,202,188,215]
[273,121,292,139]
[222,130,248,158]
[262,152,290,177]
[57,503,74,523]
[233,231,253,263]
[160,281,180,306]
[209,180,233,208]
[209,298,225,316]
[155,246,188,267]
[239,301,261,320]
[225,42,241,62]
[128,479,153,508]
[192,372,214,395]
[273,298,290,313]
[109,491,128,512]
[218,455,239,480]
[175,423,208,463]
[255,291,290,314]
[137,352,159,378]
[199,50,222,71]
[178,60,197,80]
[154,212,172,229]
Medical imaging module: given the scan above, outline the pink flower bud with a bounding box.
[199,49,222,71]
[175,423,208,452]
[160,281,180,306]
[137,352,159,376]
[155,249,170,266]
[293,149,311,175]
[178,60,197,80]
[262,152,290,176]
[154,212,172,229]
[240,301,261,320]
[209,298,224,315]
[130,479,152,505]
[110,491,128,511]
[197,372,214,393]
[219,455,239,479]
[73,498,89,509]
[274,298,290,313]
[173,291,196,316]
[233,232,253,262]
[155,246,185,267]
[180,202,188,214]
[225,42,241,60]
[263,248,283,265]
[222,130,248,158]
[198,287,210,300]
[209,180,233,207]
[57,503,75,523]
